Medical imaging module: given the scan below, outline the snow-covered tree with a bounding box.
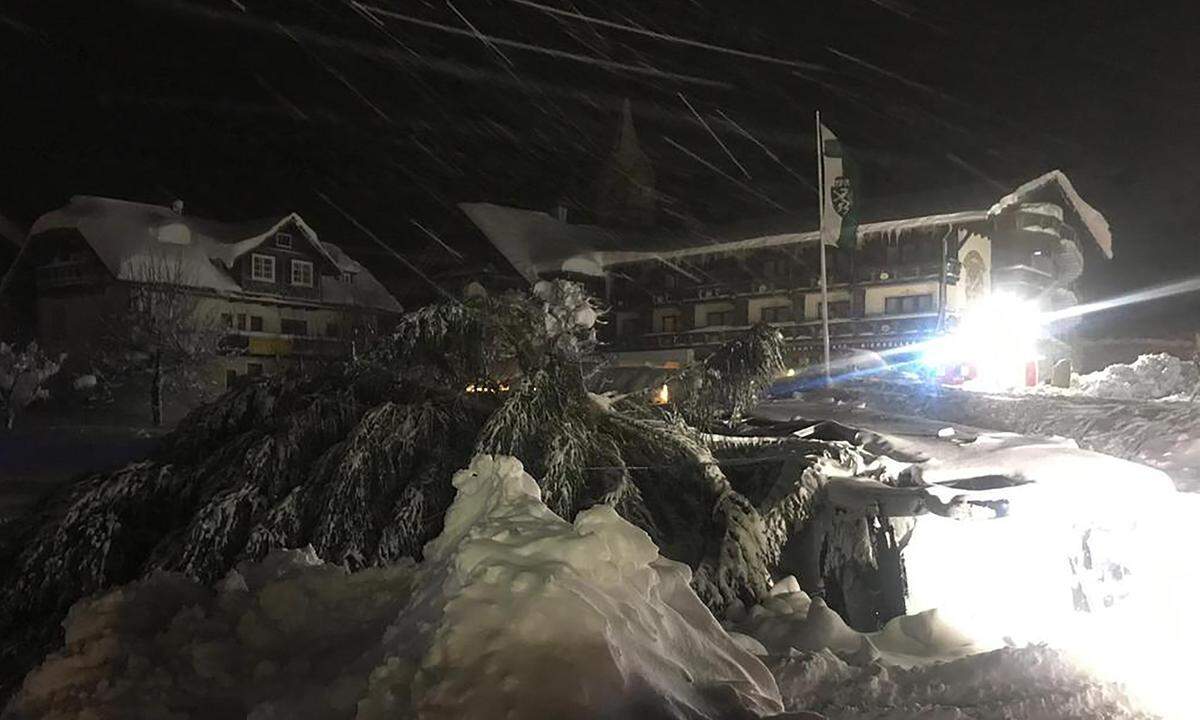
[95,255,225,426]
[0,279,967,700]
[0,340,64,429]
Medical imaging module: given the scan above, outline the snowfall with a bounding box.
[3,453,1191,719]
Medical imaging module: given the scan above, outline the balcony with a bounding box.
[612,314,941,353]
[221,331,349,358]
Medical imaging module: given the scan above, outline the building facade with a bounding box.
[24,196,401,387]
[465,171,1112,368]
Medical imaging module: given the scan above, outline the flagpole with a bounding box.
[815,111,832,385]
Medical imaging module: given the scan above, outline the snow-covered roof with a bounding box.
[29,195,401,312]
[320,241,403,313]
[601,210,989,266]
[988,170,1113,258]
[464,170,1114,278]
[459,202,619,282]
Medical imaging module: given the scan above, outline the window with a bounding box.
[818,300,851,319]
[659,314,679,333]
[325,322,341,338]
[760,305,791,323]
[704,309,735,327]
[251,253,275,282]
[236,313,247,330]
[763,258,787,277]
[221,312,233,328]
[249,315,264,332]
[225,369,238,388]
[340,271,355,285]
[274,232,293,250]
[884,294,935,315]
[280,318,307,336]
[290,259,314,287]
[246,363,264,377]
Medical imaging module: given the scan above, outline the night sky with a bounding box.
[3,1,1198,330]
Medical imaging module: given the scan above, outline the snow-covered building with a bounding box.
[463,170,1112,366]
[22,196,401,384]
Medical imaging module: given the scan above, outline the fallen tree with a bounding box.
[0,280,960,701]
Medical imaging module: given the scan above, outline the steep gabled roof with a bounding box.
[28,196,401,312]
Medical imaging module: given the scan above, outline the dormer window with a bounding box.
[251,253,275,282]
[274,232,293,250]
[291,259,314,287]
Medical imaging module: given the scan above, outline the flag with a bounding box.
[819,122,858,247]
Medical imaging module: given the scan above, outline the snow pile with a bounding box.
[360,453,782,719]
[767,644,1152,719]
[1028,353,1199,401]
[5,455,782,720]
[726,578,1153,720]
[6,548,416,720]
[727,577,982,665]
[1074,353,1197,400]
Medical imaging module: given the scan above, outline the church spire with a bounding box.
[593,99,656,228]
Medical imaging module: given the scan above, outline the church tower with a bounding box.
[593,99,656,228]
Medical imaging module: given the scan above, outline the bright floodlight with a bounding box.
[923,292,1043,388]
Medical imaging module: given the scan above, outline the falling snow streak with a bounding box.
[316,191,458,303]
[411,219,464,260]
[678,92,751,180]
[502,0,827,72]
[276,22,394,123]
[663,136,788,213]
[714,109,816,192]
[445,0,515,67]
[353,3,735,89]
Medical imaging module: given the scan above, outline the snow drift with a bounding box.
[726,581,1154,719]
[1073,353,1197,400]
[4,455,782,720]
[1028,353,1199,401]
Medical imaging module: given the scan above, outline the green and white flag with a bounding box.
[819,122,858,247]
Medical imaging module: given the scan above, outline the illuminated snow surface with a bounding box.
[1018,353,1198,401]
[4,455,1162,719]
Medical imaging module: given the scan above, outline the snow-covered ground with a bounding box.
[4,453,1171,719]
[1018,353,1198,402]
[757,397,1197,718]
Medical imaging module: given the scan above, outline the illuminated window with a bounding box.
[660,314,679,333]
[251,254,275,282]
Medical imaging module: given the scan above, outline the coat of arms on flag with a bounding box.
[819,121,858,246]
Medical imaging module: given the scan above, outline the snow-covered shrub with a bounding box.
[0,340,64,429]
